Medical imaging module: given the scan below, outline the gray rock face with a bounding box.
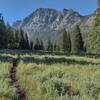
[13,8,94,43]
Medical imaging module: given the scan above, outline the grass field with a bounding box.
[0,52,100,100]
[16,55,100,100]
[0,62,17,100]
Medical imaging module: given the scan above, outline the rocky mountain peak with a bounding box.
[13,8,94,43]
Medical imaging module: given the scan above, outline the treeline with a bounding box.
[0,15,30,50]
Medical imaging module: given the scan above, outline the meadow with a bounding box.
[0,52,100,100]
[16,54,100,100]
[0,62,18,100]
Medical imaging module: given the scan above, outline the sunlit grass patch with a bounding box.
[16,60,100,100]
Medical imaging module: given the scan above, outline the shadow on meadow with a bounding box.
[0,55,13,62]
[21,57,100,65]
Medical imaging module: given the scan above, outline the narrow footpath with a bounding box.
[10,58,26,100]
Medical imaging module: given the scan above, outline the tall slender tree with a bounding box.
[34,38,40,50]
[95,0,100,26]
[14,29,20,49]
[66,33,71,52]
[6,24,15,49]
[30,41,34,50]
[86,0,100,54]
[60,29,71,52]
[40,39,44,50]
[71,25,84,53]
[19,29,26,49]
[0,14,8,48]
[47,38,52,52]
[60,29,67,52]
[24,33,30,49]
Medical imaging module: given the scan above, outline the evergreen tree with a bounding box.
[60,29,67,52]
[60,29,71,52]
[86,27,100,54]
[14,30,20,49]
[66,33,71,52]
[24,33,30,49]
[86,0,100,54]
[56,44,60,51]
[95,0,100,26]
[6,24,15,49]
[47,38,52,52]
[34,38,40,50]
[0,14,8,48]
[71,25,84,53]
[30,41,33,50]
[53,43,57,51]
[40,39,44,50]
[19,29,26,49]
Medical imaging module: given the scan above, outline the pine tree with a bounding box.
[6,24,15,49]
[60,29,67,52]
[95,0,100,26]
[19,29,26,49]
[86,0,100,54]
[60,29,71,52]
[56,44,60,51]
[30,41,33,50]
[86,27,100,54]
[14,30,20,49]
[53,43,57,51]
[66,33,71,52]
[24,33,30,49]
[34,38,40,50]
[47,38,52,52]
[0,14,8,48]
[71,25,84,53]
[40,39,44,50]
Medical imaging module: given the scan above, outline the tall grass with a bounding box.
[16,59,100,100]
[0,62,18,100]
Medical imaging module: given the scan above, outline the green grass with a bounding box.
[0,62,17,100]
[16,56,100,100]
[0,53,99,100]
[0,52,100,64]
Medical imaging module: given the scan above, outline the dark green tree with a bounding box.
[6,24,15,49]
[86,0,100,54]
[0,14,8,48]
[24,33,30,49]
[66,33,71,52]
[86,27,100,54]
[14,30,20,49]
[60,29,71,52]
[30,41,33,50]
[95,0,100,26]
[60,29,67,52]
[53,43,57,51]
[40,39,44,50]
[47,38,53,52]
[34,38,40,50]
[19,29,26,49]
[71,25,84,53]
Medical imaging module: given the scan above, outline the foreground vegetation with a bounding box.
[16,56,100,100]
[0,62,17,100]
[0,52,99,100]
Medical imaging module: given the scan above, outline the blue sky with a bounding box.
[0,0,97,24]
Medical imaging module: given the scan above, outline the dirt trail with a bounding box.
[10,58,26,100]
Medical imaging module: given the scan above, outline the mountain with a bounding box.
[13,8,95,43]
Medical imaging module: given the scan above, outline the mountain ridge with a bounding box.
[13,8,95,44]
